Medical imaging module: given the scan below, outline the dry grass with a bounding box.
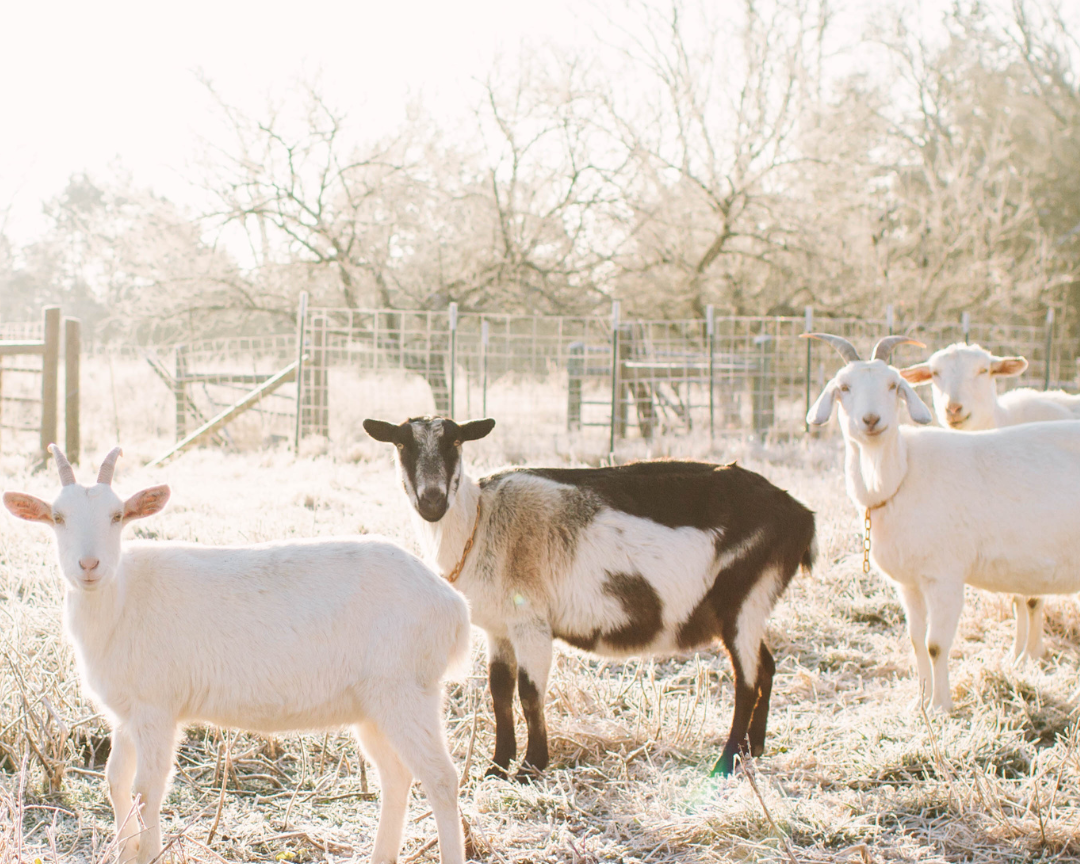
[2,396,1080,862]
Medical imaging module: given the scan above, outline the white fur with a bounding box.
[734,564,784,685]
[4,469,469,864]
[810,352,1080,711]
[901,342,1080,660]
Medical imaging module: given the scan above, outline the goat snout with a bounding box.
[862,413,881,432]
[79,557,100,572]
[417,488,449,522]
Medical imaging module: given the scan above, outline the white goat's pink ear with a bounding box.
[122,486,171,522]
[3,492,54,524]
[991,356,1027,377]
[899,363,932,384]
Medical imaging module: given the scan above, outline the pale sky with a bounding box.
[0,0,586,243]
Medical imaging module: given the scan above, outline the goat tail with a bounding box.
[801,535,817,575]
[799,511,817,575]
[441,591,473,682]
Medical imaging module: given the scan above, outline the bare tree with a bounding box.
[583,0,832,317]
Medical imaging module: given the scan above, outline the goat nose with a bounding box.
[79,557,99,572]
[863,413,880,430]
[946,402,963,417]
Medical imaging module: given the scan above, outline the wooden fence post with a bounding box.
[65,317,80,463]
[40,306,61,461]
[293,291,308,451]
[175,345,189,441]
[305,315,328,437]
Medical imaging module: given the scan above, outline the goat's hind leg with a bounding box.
[372,687,465,864]
[713,627,763,777]
[1013,595,1046,662]
[355,721,413,864]
[746,643,776,758]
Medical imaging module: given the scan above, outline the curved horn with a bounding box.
[97,447,123,486]
[801,333,861,363]
[871,336,925,363]
[48,444,76,486]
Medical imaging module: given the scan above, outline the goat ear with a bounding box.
[806,383,837,426]
[3,492,53,524]
[899,363,932,384]
[123,485,170,522]
[458,418,495,442]
[899,379,933,424]
[990,356,1027,377]
[362,419,401,443]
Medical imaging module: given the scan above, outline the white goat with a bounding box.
[806,334,1080,711]
[900,342,1080,661]
[3,446,469,864]
[900,342,1080,431]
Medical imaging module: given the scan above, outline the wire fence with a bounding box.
[6,300,1076,458]
[277,302,1073,449]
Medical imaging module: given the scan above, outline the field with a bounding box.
[2,365,1080,863]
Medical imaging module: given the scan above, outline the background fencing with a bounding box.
[136,298,1076,456]
[2,299,1070,460]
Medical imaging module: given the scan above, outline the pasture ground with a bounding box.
[2,420,1080,863]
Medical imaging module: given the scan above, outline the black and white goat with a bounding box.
[363,417,816,777]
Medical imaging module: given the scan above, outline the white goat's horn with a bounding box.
[802,333,861,363]
[48,444,76,486]
[97,447,123,485]
[872,336,925,363]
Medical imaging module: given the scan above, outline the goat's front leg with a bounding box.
[130,714,178,864]
[896,583,931,708]
[485,636,518,778]
[924,579,964,712]
[106,725,138,864]
[509,619,553,780]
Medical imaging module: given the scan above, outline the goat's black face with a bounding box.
[363,416,495,522]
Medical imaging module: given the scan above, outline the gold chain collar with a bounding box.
[445,500,482,584]
[862,502,887,574]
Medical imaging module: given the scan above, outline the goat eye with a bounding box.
[53,514,64,525]
[112,513,123,524]
[979,368,988,375]
[838,384,849,393]
[396,443,405,451]
[888,382,897,391]
[454,440,462,447]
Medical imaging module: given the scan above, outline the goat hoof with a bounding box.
[709,754,735,777]
[483,764,510,781]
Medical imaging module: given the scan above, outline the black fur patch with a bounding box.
[556,571,664,652]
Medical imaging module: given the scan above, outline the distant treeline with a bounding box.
[2,0,1078,343]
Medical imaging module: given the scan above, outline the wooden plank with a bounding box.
[144,354,228,447]
[148,360,300,467]
[0,341,45,356]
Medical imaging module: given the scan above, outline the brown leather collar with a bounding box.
[445,500,482,584]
